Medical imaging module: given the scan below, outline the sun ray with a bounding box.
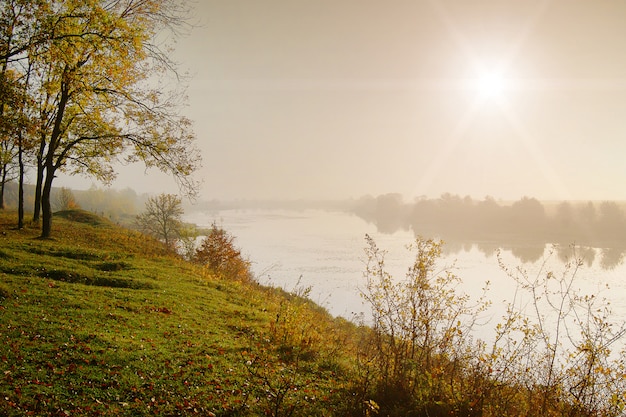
[425,0,480,67]
[413,96,484,195]
[497,100,572,200]
[412,0,561,197]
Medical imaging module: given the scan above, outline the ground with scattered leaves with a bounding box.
[0,210,358,416]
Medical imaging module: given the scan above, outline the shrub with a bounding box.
[358,236,626,417]
[358,235,489,416]
[480,246,626,416]
[193,223,253,282]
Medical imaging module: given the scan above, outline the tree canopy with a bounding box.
[0,0,201,237]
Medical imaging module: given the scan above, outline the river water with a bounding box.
[185,208,626,343]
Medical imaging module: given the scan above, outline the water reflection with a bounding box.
[555,245,596,268]
[351,194,626,270]
[600,247,625,270]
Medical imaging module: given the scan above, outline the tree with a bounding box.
[0,65,34,223]
[0,0,47,64]
[0,48,21,210]
[1,0,201,237]
[597,201,626,241]
[509,196,546,235]
[54,186,78,211]
[135,193,183,250]
[0,110,18,209]
[0,68,19,209]
[1,0,42,224]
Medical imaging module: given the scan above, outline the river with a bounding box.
[185,208,626,343]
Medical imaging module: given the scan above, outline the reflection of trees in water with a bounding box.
[600,247,626,270]
[474,241,500,258]
[509,245,545,263]
[438,238,612,269]
[556,245,596,268]
[352,194,626,270]
[439,239,474,256]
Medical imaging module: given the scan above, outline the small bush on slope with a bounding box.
[193,222,254,283]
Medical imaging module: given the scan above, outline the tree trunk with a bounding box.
[0,167,5,210]
[18,62,31,229]
[39,77,69,236]
[0,54,6,211]
[17,135,24,229]
[41,166,54,238]
[33,144,44,222]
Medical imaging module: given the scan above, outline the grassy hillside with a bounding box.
[0,210,359,416]
[2,210,625,417]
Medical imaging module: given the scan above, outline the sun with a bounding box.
[473,70,508,100]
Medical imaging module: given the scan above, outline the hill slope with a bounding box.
[0,211,357,416]
[4,210,623,417]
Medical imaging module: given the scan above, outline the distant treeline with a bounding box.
[352,193,626,249]
[2,182,145,223]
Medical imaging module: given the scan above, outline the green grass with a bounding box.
[3,210,623,416]
[0,211,358,416]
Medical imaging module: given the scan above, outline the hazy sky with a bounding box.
[59,0,626,201]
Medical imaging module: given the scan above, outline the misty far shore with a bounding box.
[188,194,626,268]
[349,194,626,268]
[4,181,625,267]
